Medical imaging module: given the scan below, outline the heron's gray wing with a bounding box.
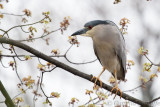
[93,43,102,65]
[116,45,126,78]
[115,28,127,79]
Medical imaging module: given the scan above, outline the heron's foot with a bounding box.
[91,76,102,87]
[111,86,122,99]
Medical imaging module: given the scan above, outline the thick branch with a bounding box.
[0,81,15,107]
[0,37,150,107]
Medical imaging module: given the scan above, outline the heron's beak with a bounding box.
[71,28,88,36]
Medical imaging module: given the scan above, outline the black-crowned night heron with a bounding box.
[71,20,126,98]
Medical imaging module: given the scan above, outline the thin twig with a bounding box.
[18,28,61,42]
[37,58,46,66]
[1,12,25,17]
[44,67,57,73]
[13,57,23,84]
[0,54,64,58]
[85,97,98,105]
[12,88,29,100]
[0,59,10,68]
[123,80,151,92]
[0,54,97,65]
[2,17,47,37]
[144,55,160,66]
[65,57,97,65]
[20,26,30,33]
[147,96,160,104]
[33,76,41,107]
[12,46,26,61]
[93,99,102,105]
[1,43,10,50]
[40,72,54,98]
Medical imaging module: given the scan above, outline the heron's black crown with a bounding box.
[71,20,116,36]
[84,20,115,28]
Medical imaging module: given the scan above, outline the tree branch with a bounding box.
[0,37,151,107]
[2,17,47,37]
[0,81,15,107]
[1,12,25,17]
[144,55,160,66]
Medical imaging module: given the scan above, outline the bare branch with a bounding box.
[40,72,54,98]
[0,54,64,58]
[13,57,23,84]
[148,96,160,104]
[144,55,160,66]
[123,80,151,93]
[85,97,98,105]
[0,59,10,68]
[33,76,41,107]
[18,28,61,42]
[12,88,29,100]
[2,17,47,37]
[0,81,15,107]
[0,37,151,107]
[1,12,25,17]
[20,26,30,33]
[12,46,26,61]
[64,45,97,65]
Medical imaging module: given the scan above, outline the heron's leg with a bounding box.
[111,70,122,99]
[91,67,105,87]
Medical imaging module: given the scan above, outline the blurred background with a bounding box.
[0,0,160,107]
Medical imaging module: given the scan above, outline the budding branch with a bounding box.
[0,37,152,107]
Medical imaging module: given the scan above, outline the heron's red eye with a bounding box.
[88,26,92,29]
